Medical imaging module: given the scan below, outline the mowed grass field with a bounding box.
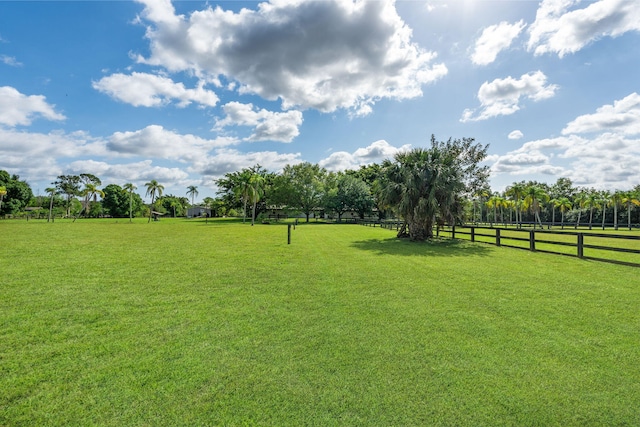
[1,218,640,426]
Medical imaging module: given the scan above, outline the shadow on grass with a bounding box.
[351,237,492,257]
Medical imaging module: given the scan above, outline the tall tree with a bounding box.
[621,191,640,230]
[505,182,526,228]
[272,162,327,223]
[523,185,549,229]
[0,170,34,216]
[554,197,572,229]
[325,173,374,222]
[123,183,137,223]
[249,173,266,226]
[0,185,6,214]
[573,190,588,229]
[187,185,199,206]
[609,191,624,230]
[45,187,56,222]
[379,136,488,241]
[145,180,164,223]
[584,191,601,230]
[79,183,104,219]
[54,175,81,217]
[599,191,610,230]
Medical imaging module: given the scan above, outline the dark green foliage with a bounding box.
[380,136,489,240]
[102,184,143,218]
[0,170,34,215]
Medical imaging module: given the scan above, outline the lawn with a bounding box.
[1,218,639,426]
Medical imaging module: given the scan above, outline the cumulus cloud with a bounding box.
[0,86,66,127]
[190,148,303,177]
[562,92,640,135]
[471,20,526,66]
[508,130,524,140]
[461,71,558,122]
[68,159,189,184]
[0,128,108,183]
[93,72,219,108]
[107,125,237,161]
[528,0,640,57]
[214,102,303,143]
[133,0,447,116]
[319,139,410,171]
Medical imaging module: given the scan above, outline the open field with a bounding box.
[2,219,640,425]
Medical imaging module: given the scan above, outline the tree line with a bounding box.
[2,135,640,240]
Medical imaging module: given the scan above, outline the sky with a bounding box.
[1,0,639,202]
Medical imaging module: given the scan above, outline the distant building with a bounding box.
[187,206,211,218]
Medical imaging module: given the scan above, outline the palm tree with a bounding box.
[554,197,572,229]
[45,187,57,222]
[584,192,601,230]
[249,173,266,226]
[145,180,164,223]
[599,191,610,230]
[609,191,624,230]
[573,191,588,229]
[80,183,104,218]
[186,185,199,206]
[486,194,506,227]
[621,191,640,230]
[123,183,137,223]
[506,182,526,228]
[234,170,254,223]
[523,185,549,229]
[0,185,6,216]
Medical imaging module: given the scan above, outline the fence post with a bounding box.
[471,226,475,242]
[577,233,583,258]
[288,224,291,245]
[452,225,456,239]
[529,230,536,251]
[496,228,501,246]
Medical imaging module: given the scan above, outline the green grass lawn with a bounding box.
[2,218,640,426]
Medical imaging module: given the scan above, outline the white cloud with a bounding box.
[134,0,447,116]
[319,139,410,171]
[0,86,66,127]
[68,159,188,184]
[214,102,303,143]
[471,20,526,66]
[508,130,524,140]
[190,148,303,177]
[93,72,219,108]
[461,71,558,122]
[1,55,22,67]
[562,92,640,135]
[107,125,237,161]
[528,0,640,57]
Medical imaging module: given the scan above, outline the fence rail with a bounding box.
[360,220,640,268]
[443,225,640,268]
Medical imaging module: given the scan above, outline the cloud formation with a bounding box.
[562,92,640,135]
[491,94,640,189]
[1,55,22,67]
[528,0,640,57]
[471,20,526,66]
[134,0,447,116]
[461,71,558,122]
[319,140,410,171]
[0,86,66,127]
[214,102,303,143]
[107,125,237,161]
[93,72,219,108]
[508,130,524,140]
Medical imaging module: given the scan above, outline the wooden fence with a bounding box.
[360,220,640,268]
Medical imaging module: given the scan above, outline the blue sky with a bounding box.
[1,0,639,202]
